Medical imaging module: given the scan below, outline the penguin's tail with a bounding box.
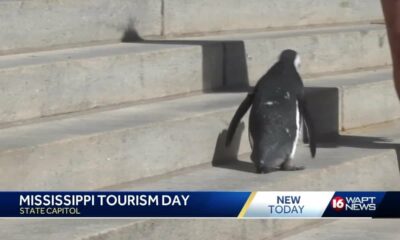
[304,110,316,158]
[298,98,316,158]
[225,93,254,146]
[309,132,316,158]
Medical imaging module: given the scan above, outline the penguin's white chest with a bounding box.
[289,101,301,159]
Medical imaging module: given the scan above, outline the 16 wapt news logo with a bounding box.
[331,196,377,212]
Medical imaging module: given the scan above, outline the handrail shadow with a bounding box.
[121,28,251,92]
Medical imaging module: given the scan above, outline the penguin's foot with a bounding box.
[280,159,305,171]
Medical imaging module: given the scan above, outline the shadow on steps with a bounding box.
[212,121,400,175]
[212,126,400,174]
[318,135,400,173]
[121,28,251,93]
[212,122,256,173]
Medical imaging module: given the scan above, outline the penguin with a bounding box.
[225,49,316,173]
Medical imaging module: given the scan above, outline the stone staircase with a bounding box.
[1,0,399,239]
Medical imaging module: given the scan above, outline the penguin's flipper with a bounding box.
[225,93,254,146]
[298,98,316,158]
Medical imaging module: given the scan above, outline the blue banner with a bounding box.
[0,191,250,218]
[0,191,400,218]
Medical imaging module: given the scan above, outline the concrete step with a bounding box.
[0,68,398,190]
[0,92,244,190]
[0,218,321,240]
[109,126,400,192]
[0,0,382,53]
[108,119,400,192]
[164,0,383,36]
[1,120,400,240]
[186,24,390,87]
[7,220,400,240]
[0,219,137,240]
[0,0,162,55]
[280,220,400,240]
[306,68,400,131]
[0,24,390,125]
[0,42,222,125]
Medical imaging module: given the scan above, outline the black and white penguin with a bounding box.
[225,49,316,173]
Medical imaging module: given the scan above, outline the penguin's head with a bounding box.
[279,49,301,69]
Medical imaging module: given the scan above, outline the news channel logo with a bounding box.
[330,195,377,212]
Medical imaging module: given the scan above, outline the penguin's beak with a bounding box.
[294,55,301,69]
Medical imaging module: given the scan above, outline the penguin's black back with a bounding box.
[249,58,303,164]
